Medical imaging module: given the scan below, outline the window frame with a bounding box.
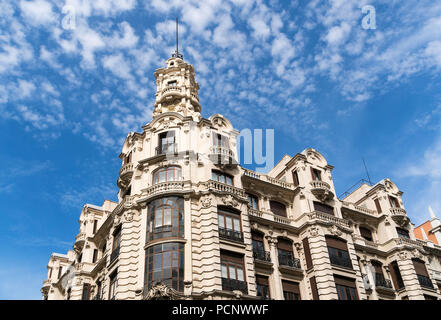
[247,193,259,210]
[152,166,182,185]
[212,170,233,185]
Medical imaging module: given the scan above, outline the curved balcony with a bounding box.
[74,232,86,250]
[390,207,409,226]
[143,180,186,198]
[209,146,237,167]
[159,87,184,101]
[118,163,134,189]
[310,180,334,201]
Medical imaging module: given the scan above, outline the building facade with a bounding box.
[42,54,441,300]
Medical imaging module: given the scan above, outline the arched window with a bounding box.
[144,242,184,293]
[147,197,184,241]
[152,166,182,185]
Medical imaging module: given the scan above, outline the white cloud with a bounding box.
[107,21,139,49]
[102,53,132,80]
[19,0,56,26]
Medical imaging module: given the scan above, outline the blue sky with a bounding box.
[1,0,441,299]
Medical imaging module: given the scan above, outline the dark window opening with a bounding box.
[220,250,247,294]
[311,167,322,181]
[269,200,286,217]
[313,201,334,215]
[256,275,270,300]
[157,131,176,155]
[396,227,410,239]
[212,170,233,185]
[359,226,373,242]
[247,193,259,210]
[292,170,299,186]
[334,275,358,300]
[282,280,301,300]
[218,207,243,243]
[326,236,352,269]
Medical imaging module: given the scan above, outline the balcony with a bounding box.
[221,278,248,294]
[375,275,394,294]
[219,227,244,243]
[206,180,247,200]
[417,275,434,289]
[109,247,120,265]
[329,252,353,269]
[159,86,184,102]
[308,211,351,229]
[119,163,134,178]
[390,207,410,226]
[253,250,271,263]
[243,169,296,190]
[142,181,186,198]
[74,232,86,250]
[278,255,301,269]
[155,144,178,156]
[310,180,334,202]
[209,146,237,167]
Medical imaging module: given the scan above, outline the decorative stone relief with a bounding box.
[144,283,183,300]
[221,195,239,207]
[308,226,320,237]
[329,225,343,237]
[398,251,408,261]
[124,211,134,222]
[200,196,212,208]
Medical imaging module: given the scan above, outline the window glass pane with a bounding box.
[233,218,240,232]
[212,171,218,181]
[226,176,232,185]
[229,266,236,280]
[226,217,233,230]
[237,268,244,281]
[218,215,225,228]
[164,207,172,225]
[221,265,228,278]
[153,253,162,271]
[159,170,166,183]
[163,252,171,268]
[155,208,163,227]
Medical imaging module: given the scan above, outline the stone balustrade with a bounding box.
[243,169,295,190]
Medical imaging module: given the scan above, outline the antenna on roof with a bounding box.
[363,158,372,186]
[172,17,183,59]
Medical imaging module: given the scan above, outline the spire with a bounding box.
[429,206,437,219]
[172,18,183,59]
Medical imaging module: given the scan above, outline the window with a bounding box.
[57,266,63,279]
[109,271,118,300]
[213,133,230,148]
[313,201,334,215]
[212,170,233,185]
[247,193,259,210]
[220,251,247,293]
[389,261,405,290]
[93,219,98,234]
[256,275,270,299]
[96,281,102,300]
[310,167,322,181]
[310,277,319,300]
[81,283,91,300]
[359,226,373,242]
[326,236,352,269]
[269,200,286,217]
[372,261,392,288]
[282,280,301,300]
[277,238,299,268]
[396,227,410,239]
[48,267,52,279]
[252,232,270,262]
[388,196,400,208]
[303,238,313,269]
[374,198,382,213]
[152,166,182,185]
[292,170,299,186]
[412,259,434,289]
[218,207,243,242]
[92,249,98,263]
[168,80,177,87]
[110,226,121,263]
[147,197,184,241]
[66,288,71,300]
[144,242,184,293]
[334,275,358,300]
[157,131,176,154]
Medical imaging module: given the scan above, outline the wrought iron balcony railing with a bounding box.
[417,275,434,289]
[109,247,120,265]
[278,255,301,269]
[218,227,244,243]
[155,144,177,155]
[375,274,393,289]
[221,278,248,294]
[329,254,353,269]
[253,250,271,263]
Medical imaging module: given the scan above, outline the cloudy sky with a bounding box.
[1,0,441,299]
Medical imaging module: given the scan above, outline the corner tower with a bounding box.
[152,55,201,121]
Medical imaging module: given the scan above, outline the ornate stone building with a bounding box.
[41,53,441,300]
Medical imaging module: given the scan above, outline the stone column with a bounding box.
[266,235,283,300]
